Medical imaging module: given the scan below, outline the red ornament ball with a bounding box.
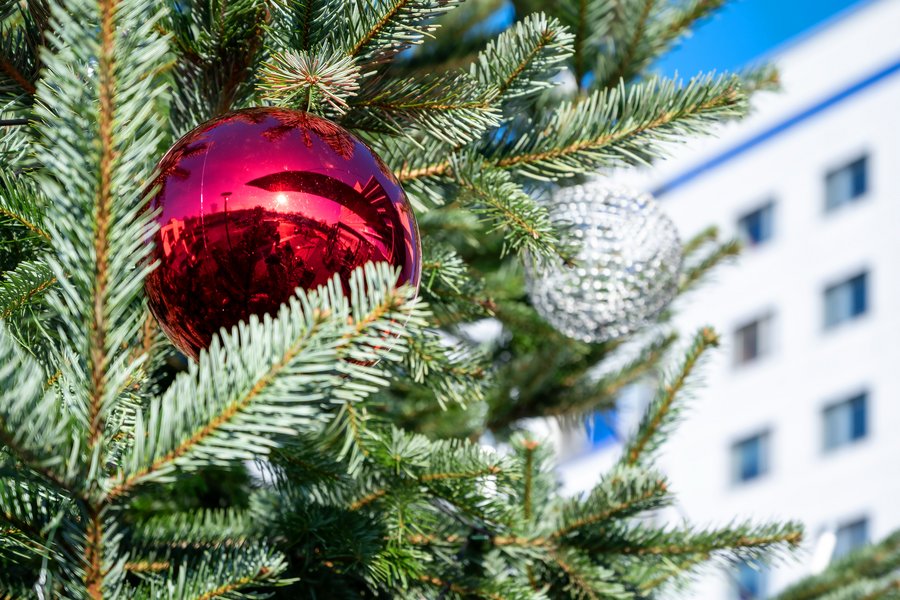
[145,108,422,359]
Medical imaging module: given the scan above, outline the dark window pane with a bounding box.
[850,158,868,197]
[734,315,772,365]
[738,202,775,246]
[833,519,869,561]
[824,404,843,449]
[850,395,867,440]
[586,409,617,447]
[825,271,869,328]
[824,392,868,451]
[732,432,769,483]
[826,155,868,212]
[741,322,759,362]
[740,440,760,480]
[851,273,868,317]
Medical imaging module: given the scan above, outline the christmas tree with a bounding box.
[0,0,823,597]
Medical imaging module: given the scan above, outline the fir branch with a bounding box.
[345,428,509,528]
[0,0,43,103]
[547,332,677,420]
[817,578,900,600]
[83,505,103,598]
[123,560,170,573]
[545,547,627,600]
[740,63,781,94]
[348,488,388,512]
[267,0,339,52]
[419,466,501,482]
[340,0,461,64]
[396,157,452,183]
[681,224,719,258]
[775,532,900,600]
[394,74,747,184]
[416,573,508,600]
[487,74,747,180]
[635,551,712,592]
[679,238,740,293]
[0,172,49,243]
[604,0,657,87]
[417,242,493,323]
[470,13,574,106]
[164,0,268,127]
[554,0,614,85]
[131,508,255,550]
[110,264,426,499]
[366,133,455,208]
[510,434,555,524]
[132,545,289,599]
[34,0,169,448]
[0,54,35,96]
[0,478,58,556]
[0,0,810,594]
[420,242,468,295]
[401,332,489,409]
[620,327,718,467]
[270,439,346,484]
[454,167,567,260]
[130,311,158,369]
[609,522,803,558]
[522,439,537,521]
[593,0,727,89]
[0,261,55,321]
[659,0,727,48]
[348,72,500,145]
[0,327,76,491]
[260,49,361,115]
[0,584,37,599]
[552,469,669,540]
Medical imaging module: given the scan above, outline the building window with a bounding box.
[824,392,867,451]
[731,431,770,484]
[586,409,618,448]
[734,560,767,599]
[734,314,773,365]
[824,272,868,329]
[738,201,775,247]
[826,155,868,211]
[832,518,869,560]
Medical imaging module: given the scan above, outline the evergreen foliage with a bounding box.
[774,532,900,600]
[0,0,849,597]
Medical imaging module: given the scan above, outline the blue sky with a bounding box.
[655,0,866,77]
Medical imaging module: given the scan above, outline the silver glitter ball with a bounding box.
[525,183,681,343]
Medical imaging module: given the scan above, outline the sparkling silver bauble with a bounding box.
[525,183,681,343]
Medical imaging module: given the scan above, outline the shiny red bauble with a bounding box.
[145,108,421,359]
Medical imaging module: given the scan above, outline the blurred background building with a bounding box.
[551,0,900,597]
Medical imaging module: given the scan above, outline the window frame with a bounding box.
[823,270,869,330]
[733,312,775,367]
[737,200,776,248]
[730,429,772,485]
[825,154,869,213]
[823,390,869,452]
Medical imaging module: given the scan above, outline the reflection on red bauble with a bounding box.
[145,108,422,359]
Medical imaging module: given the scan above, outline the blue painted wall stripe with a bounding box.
[654,56,900,197]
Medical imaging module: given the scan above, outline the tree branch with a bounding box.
[0,55,36,95]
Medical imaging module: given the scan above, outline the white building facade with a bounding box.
[559,1,900,597]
